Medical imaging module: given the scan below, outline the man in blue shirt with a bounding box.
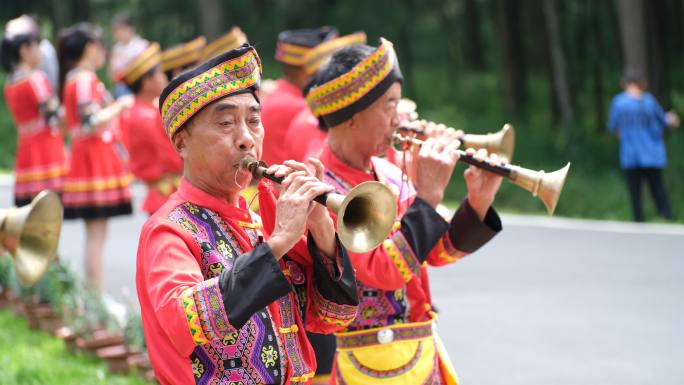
[607,70,680,222]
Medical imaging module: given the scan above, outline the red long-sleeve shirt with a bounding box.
[136,178,359,384]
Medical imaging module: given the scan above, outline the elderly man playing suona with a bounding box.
[304,38,504,384]
[136,44,359,385]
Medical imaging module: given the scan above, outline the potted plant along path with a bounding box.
[35,262,77,335]
[73,289,125,353]
[97,310,149,376]
[125,312,156,381]
[0,257,15,309]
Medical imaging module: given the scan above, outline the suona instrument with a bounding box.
[392,133,570,216]
[397,122,516,163]
[240,157,397,253]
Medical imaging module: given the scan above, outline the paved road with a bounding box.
[3,182,683,384]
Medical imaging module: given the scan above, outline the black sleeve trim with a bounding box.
[308,232,358,306]
[219,242,292,329]
[448,199,502,253]
[400,197,450,263]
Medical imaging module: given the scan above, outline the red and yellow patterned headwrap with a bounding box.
[160,36,207,73]
[118,42,162,85]
[305,38,402,127]
[274,27,338,66]
[159,44,262,138]
[302,32,367,75]
[201,26,248,61]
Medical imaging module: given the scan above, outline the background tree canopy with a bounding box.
[1,0,683,221]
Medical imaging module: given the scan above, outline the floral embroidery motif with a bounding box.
[261,345,278,368]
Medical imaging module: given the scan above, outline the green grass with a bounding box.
[0,310,149,385]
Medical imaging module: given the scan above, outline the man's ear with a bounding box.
[347,114,356,131]
[172,129,189,159]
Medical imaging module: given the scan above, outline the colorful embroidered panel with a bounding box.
[431,232,463,264]
[278,294,314,384]
[383,230,421,283]
[309,287,358,328]
[168,202,287,385]
[335,319,433,350]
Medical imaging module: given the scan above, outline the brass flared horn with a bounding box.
[507,162,571,216]
[0,190,63,286]
[240,157,397,253]
[461,123,516,163]
[392,133,570,216]
[396,122,516,163]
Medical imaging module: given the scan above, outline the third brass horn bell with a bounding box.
[0,190,63,286]
[461,123,516,163]
[395,123,516,163]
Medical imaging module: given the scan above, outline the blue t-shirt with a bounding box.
[607,91,668,169]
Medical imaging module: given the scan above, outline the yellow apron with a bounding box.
[334,315,458,385]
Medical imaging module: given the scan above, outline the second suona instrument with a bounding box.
[0,190,63,286]
[396,122,516,163]
[240,157,397,253]
[392,133,570,216]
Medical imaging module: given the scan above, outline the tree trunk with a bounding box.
[644,0,671,106]
[617,0,647,76]
[542,0,574,128]
[50,0,69,30]
[591,0,606,132]
[196,0,225,41]
[398,0,417,97]
[463,0,486,70]
[494,0,526,116]
[71,0,91,24]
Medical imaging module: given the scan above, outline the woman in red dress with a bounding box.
[2,15,66,206]
[57,23,133,291]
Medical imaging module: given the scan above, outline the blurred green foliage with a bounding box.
[1,0,682,221]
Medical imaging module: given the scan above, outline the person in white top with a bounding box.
[108,13,148,98]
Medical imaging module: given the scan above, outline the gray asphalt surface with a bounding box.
[3,181,683,384]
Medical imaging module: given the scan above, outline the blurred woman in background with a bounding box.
[1,14,66,207]
[57,22,133,291]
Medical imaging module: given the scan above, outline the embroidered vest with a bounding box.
[168,202,313,385]
[323,157,413,330]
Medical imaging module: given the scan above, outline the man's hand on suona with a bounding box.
[413,134,460,209]
[463,148,504,221]
[265,159,336,259]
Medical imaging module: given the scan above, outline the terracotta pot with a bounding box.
[12,298,26,317]
[127,352,152,371]
[75,329,125,352]
[24,303,50,330]
[0,289,15,309]
[38,314,63,335]
[128,353,157,382]
[55,326,78,353]
[97,344,131,374]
